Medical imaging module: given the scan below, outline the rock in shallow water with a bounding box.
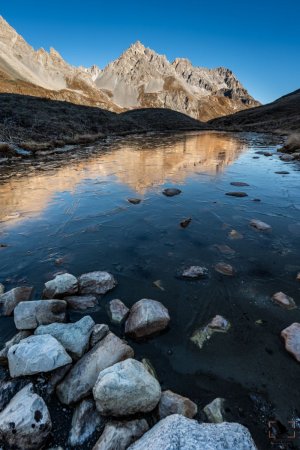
[158,390,197,419]
[78,271,117,295]
[0,286,33,316]
[191,315,231,350]
[127,414,257,450]
[14,300,67,330]
[93,358,161,416]
[230,181,250,187]
[108,299,129,324]
[0,330,31,364]
[68,399,103,446]
[0,384,52,450]
[43,273,78,298]
[272,292,296,310]
[128,198,142,204]
[203,398,225,423]
[214,262,235,276]
[250,219,272,231]
[93,419,149,450]
[56,332,134,404]
[63,294,97,310]
[281,323,300,362]
[125,299,170,339]
[162,188,181,197]
[182,266,208,279]
[35,316,95,359]
[225,192,248,197]
[8,334,72,377]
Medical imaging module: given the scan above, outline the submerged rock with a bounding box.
[214,244,235,256]
[272,292,296,310]
[230,182,250,187]
[108,299,129,324]
[8,334,72,377]
[281,323,300,362]
[162,188,181,197]
[35,316,95,359]
[63,294,97,311]
[128,198,142,204]
[203,398,225,423]
[93,419,149,450]
[180,217,192,228]
[250,219,272,231]
[128,414,257,450]
[182,266,208,279]
[296,272,300,281]
[228,229,243,240]
[0,330,31,364]
[0,384,52,450]
[158,390,197,419]
[191,315,231,350]
[56,332,134,404]
[125,299,170,339]
[68,399,103,447]
[90,323,109,347]
[14,300,67,330]
[78,271,117,295]
[275,171,290,174]
[0,286,33,316]
[93,358,161,416]
[225,192,248,197]
[43,273,78,298]
[214,262,235,276]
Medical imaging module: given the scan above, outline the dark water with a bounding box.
[0,131,300,449]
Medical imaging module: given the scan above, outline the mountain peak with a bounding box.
[129,40,146,52]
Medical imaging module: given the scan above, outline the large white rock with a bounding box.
[0,286,33,316]
[0,384,52,449]
[35,316,95,359]
[56,332,134,404]
[93,419,149,450]
[63,294,97,310]
[128,414,257,450]
[8,334,72,377]
[43,273,78,298]
[68,399,103,446]
[0,330,31,364]
[78,271,117,294]
[125,299,170,339]
[158,390,197,419]
[93,358,161,416]
[14,300,67,330]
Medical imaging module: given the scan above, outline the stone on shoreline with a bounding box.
[0,384,52,449]
[203,398,225,423]
[0,379,29,411]
[8,334,72,377]
[281,323,300,362]
[158,390,198,419]
[214,262,235,276]
[68,399,103,447]
[0,286,33,316]
[56,332,134,404]
[182,266,208,279]
[14,300,67,330]
[93,358,161,416]
[250,219,272,231]
[0,330,31,364]
[35,316,95,359]
[272,292,296,310]
[63,294,97,310]
[93,419,149,450]
[78,271,117,295]
[90,323,109,347]
[43,273,78,298]
[127,414,257,450]
[125,299,170,339]
[108,299,129,324]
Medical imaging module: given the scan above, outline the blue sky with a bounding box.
[1,0,299,103]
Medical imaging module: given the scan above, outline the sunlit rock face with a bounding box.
[0,132,244,226]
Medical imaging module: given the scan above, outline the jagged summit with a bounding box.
[0,16,259,120]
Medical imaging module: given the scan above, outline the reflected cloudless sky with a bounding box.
[1,0,299,103]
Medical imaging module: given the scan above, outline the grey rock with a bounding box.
[280,154,294,161]
[0,384,52,450]
[162,188,181,197]
[128,414,257,450]
[8,334,72,377]
[182,266,208,279]
[230,182,249,187]
[14,300,67,330]
[46,364,72,396]
[128,198,142,204]
[272,292,296,310]
[43,273,78,298]
[0,379,29,411]
[35,316,95,359]
[93,358,161,416]
[225,191,248,197]
[108,299,129,324]
[203,398,225,423]
[281,323,300,362]
[125,299,170,339]
[0,331,31,364]
[214,262,235,276]
[68,399,103,446]
[191,315,231,350]
[158,390,197,419]
[93,419,149,450]
[0,286,33,316]
[63,294,97,310]
[250,219,272,231]
[78,271,117,295]
[90,324,109,347]
[56,332,134,404]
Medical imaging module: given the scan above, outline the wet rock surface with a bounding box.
[108,299,129,324]
[181,266,208,279]
[272,292,296,309]
[158,390,198,419]
[281,323,300,362]
[226,191,248,197]
[203,398,225,423]
[250,219,272,231]
[191,315,231,349]
[0,330,31,364]
[0,286,33,316]
[93,358,161,416]
[43,273,78,298]
[14,300,67,329]
[68,399,103,446]
[78,271,117,295]
[125,299,170,339]
[93,419,149,450]
[162,188,182,197]
[90,323,109,346]
[214,262,235,276]
[63,294,97,310]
